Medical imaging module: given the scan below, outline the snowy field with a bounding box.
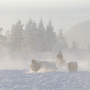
[0,70,90,90]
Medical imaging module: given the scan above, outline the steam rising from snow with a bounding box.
[0,55,28,70]
[0,51,90,72]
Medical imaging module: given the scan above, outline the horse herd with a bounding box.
[30,59,78,73]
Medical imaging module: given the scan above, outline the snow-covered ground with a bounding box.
[0,70,90,90]
[0,51,90,90]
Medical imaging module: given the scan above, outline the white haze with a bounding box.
[0,49,90,72]
[0,0,90,34]
[0,0,90,72]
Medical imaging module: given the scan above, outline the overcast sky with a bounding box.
[0,0,90,34]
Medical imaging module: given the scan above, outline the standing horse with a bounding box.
[68,61,78,72]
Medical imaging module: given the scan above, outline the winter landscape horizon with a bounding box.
[0,0,90,90]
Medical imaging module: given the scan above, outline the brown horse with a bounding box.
[30,59,41,72]
[68,61,78,72]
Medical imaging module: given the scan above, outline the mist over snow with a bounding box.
[0,48,90,72]
[0,0,90,90]
[65,20,90,48]
[0,51,28,70]
[0,19,89,72]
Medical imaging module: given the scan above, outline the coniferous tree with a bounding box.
[5,30,10,49]
[58,29,68,50]
[72,41,78,50]
[37,19,46,52]
[23,19,37,53]
[46,20,56,51]
[62,37,68,50]
[58,29,64,50]
[10,20,23,52]
[0,28,6,50]
[87,45,90,53]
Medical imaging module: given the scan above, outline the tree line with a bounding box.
[0,19,81,55]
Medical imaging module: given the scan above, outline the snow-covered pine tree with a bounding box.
[32,21,38,51]
[46,20,56,52]
[0,27,3,33]
[72,41,78,50]
[87,45,90,53]
[10,20,23,52]
[37,19,46,52]
[23,19,37,53]
[58,29,68,50]
[62,37,68,50]
[0,28,6,51]
[58,29,64,50]
[4,30,10,49]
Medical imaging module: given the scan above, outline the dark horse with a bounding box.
[68,61,78,72]
[30,59,41,72]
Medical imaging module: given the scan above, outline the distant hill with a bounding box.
[65,20,90,48]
